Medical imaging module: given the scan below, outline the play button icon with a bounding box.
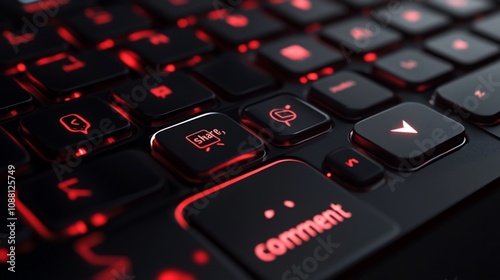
[390,120,418,134]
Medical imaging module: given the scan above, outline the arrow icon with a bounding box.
[391,120,418,134]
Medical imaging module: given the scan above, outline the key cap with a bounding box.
[321,17,402,57]
[373,3,450,36]
[20,97,131,160]
[242,95,331,145]
[0,74,33,120]
[473,12,500,43]
[200,10,284,47]
[194,55,275,99]
[324,147,385,188]
[138,0,214,21]
[151,112,265,182]
[0,127,29,172]
[0,27,68,67]
[310,71,397,119]
[112,72,215,125]
[1,0,97,16]
[176,160,399,279]
[426,0,492,19]
[62,5,152,45]
[26,50,129,100]
[351,103,466,170]
[425,30,499,66]
[17,150,166,234]
[258,35,343,79]
[266,0,347,27]
[435,61,500,125]
[123,27,214,69]
[373,49,453,91]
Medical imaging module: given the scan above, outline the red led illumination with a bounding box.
[291,0,312,10]
[3,30,35,45]
[363,52,378,62]
[0,248,7,263]
[269,105,296,127]
[97,39,115,50]
[62,55,85,72]
[57,178,93,200]
[150,85,172,99]
[280,44,310,61]
[23,0,70,13]
[329,80,356,94]
[90,213,108,227]
[447,0,468,8]
[164,64,176,73]
[177,18,189,28]
[350,27,373,41]
[390,120,418,134]
[306,72,318,81]
[35,53,85,72]
[66,220,88,236]
[185,129,225,152]
[264,209,275,219]
[76,148,88,157]
[238,44,248,53]
[157,269,196,280]
[225,14,249,28]
[452,38,469,50]
[248,40,260,49]
[85,7,113,25]
[400,59,418,70]
[118,50,143,72]
[57,27,82,48]
[474,90,487,99]
[402,10,422,23]
[264,200,296,219]
[60,114,91,135]
[345,158,359,168]
[169,0,189,6]
[192,250,210,265]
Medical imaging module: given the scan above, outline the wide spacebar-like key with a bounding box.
[176,160,399,280]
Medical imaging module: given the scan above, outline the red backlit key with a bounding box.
[194,55,275,99]
[310,71,397,119]
[0,27,68,67]
[321,17,402,57]
[435,61,500,125]
[373,3,450,36]
[352,103,466,170]
[0,0,96,16]
[123,27,213,69]
[425,30,499,66]
[258,35,343,79]
[20,97,131,160]
[112,72,215,125]
[473,12,500,43]
[26,50,129,100]
[151,113,265,182]
[427,0,492,19]
[242,94,330,145]
[17,151,165,235]
[138,0,214,21]
[0,127,30,173]
[324,147,384,188]
[63,5,152,45]
[373,49,453,91]
[0,74,33,120]
[200,10,284,47]
[177,160,399,279]
[266,0,347,27]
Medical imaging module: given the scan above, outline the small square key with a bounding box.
[473,12,500,42]
[0,74,33,120]
[352,103,466,170]
[266,0,347,27]
[324,147,385,188]
[310,71,396,119]
[427,0,492,19]
[63,5,152,44]
[195,55,275,99]
[373,3,450,36]
[112,72,215,124]
[258,35,343,79]
[373,49,453,91]
[425,30,499,66]
[321,17,402,56]
[200,10,284,46]
[242,95,331,146]
[151,113,265,181]
[138,0,214,21]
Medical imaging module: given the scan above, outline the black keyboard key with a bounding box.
[374,49,453,91]
[352,103,466,170]
[373,3,450,36]
[324,147,385,188]
[138,0,213,21]
[426,0,492,19]
[123,27,213,69]
[195,55,275,99]
[0,27,68,67]
[200,10,284,47]
[112,72,215,125]
[63,5,152,45]
[266,0,347,27]
[242,94,331,145]
[425,30,499,66]
[177,160,399,279]
[310,71,397,119]
[473,12,500,42]
[20,97,131,160]
[1,0,96,16]
[435,61,500,125]
[258,35,343,80]
[151,113,265,182]
[0,127,30,172]
[17,151,165,235]
[26,50,129,100]
[0,75,33,120]
[321,17,402,57]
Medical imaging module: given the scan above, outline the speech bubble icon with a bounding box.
[59,114,91,135]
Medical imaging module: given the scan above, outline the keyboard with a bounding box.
[1,0,500,279]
